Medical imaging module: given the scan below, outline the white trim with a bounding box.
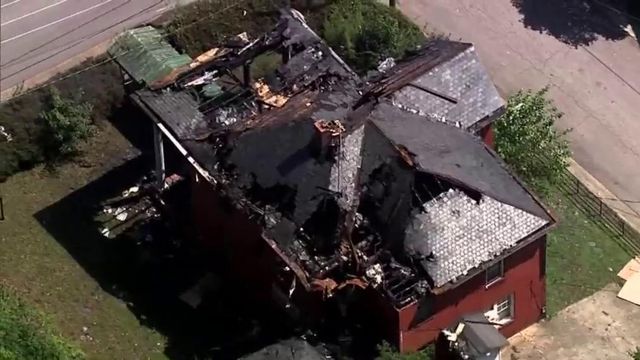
[152,121,217,185]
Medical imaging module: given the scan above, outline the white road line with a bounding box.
[0,0,23,9]
[1,0,116,45]
[2,0,71,27]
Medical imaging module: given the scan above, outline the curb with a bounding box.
[566,158,640,236]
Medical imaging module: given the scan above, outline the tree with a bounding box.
[494,88,571,192]
[630,347,640,360]
[376,342,434,360]
[40,87,94,157]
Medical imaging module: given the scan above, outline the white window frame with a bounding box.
[485,259,504,287]
[484,294,514,327]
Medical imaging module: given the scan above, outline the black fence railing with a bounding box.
[554,168,640,256]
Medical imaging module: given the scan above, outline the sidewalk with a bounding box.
[398,0,640,220]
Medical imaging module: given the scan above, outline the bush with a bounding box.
[0,58,123,181]
[40,87,94,157]
[494,88,571,193]
[0,287,84,360]
[631,347,640,360]
[376,342,434,360]
[323,0,425,73]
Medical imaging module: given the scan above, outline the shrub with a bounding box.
[323,0,425,72]
[631,347,640,360]
[0,287,84,360]
[0,58,123,181]
[40,87,94,157]
[494,88,571,193]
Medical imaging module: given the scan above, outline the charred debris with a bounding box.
[130,9,552,310]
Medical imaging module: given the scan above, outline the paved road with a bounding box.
[400,0,640,217]
[0,0,173,92]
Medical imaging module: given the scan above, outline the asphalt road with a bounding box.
[0,0,172,92]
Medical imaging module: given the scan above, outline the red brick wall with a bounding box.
[397,236,547,352]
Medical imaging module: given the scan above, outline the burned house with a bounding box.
[112,9,555,353]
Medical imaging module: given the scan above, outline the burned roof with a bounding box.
[368,102,549,221]
[362,41,505,130]
[131,9,553,308]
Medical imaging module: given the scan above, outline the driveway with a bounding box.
[399,0,640,217]
[501,283,640,359]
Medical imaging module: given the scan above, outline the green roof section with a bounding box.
[108,26,192,85]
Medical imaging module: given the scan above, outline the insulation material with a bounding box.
[617,257,640,282]
[617,272,640,306]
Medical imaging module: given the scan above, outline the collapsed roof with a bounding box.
[130,9,553,309]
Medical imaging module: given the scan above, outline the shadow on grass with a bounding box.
[33,157,293,359]
[511,0,631,46]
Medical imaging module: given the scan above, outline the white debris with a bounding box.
[115,207,128,221]
[377,57,396,73]
[100,228,110,238]
[122,185,140,197]
[365,264,384,288]
[0,126,12,142]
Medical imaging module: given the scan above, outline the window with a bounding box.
[485,259,504,286]
[484,294,514,326]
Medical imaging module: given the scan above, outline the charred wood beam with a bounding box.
[243,62,252,87]
[407,82,458,104]
[177,24,287,87]
[262,233,311,290]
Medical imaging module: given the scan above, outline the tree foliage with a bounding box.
[323,0,425,73]
[376,342,434,360]
[631,347,640,360]
[40,87,94,157]
[494,88,571,192]
[0,287,84,360]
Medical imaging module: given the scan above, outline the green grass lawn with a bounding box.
[0,121,166,360]
[544,187,631,316]
[0,287,83,360]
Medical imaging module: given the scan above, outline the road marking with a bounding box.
[0,0,23,9]
[0,0,116,45]
[2,0,71,27]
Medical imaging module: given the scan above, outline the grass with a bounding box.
[0,121,165,360]
[0,286,83,360]
[544,186,630,316]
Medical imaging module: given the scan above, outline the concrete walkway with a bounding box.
[501,283,640,360]
[399,0,640,218]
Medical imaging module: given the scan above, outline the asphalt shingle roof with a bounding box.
[405,189,548,287]
[390,45,505,130]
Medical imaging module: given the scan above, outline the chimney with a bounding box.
[313,120,345,160]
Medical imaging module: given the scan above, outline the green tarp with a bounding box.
[108,26,192,85]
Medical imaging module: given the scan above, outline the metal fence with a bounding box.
[554,169,640,256]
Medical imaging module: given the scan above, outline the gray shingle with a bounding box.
[406,189,548,287]
[390,46,505,130]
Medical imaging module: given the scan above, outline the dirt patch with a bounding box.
[503,283,640,360]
